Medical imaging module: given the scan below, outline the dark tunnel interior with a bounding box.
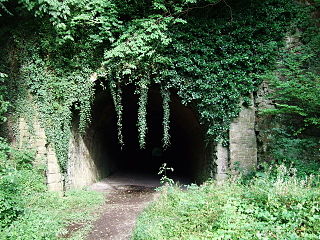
[84,83,209,184]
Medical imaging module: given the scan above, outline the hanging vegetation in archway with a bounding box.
[0,0,318,172]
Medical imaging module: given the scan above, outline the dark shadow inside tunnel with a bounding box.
[81,83,210,184]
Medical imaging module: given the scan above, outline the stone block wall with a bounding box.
[13,97,260,192]
[46,147,64,192]
[229,99,257,173]
[17,114,102,192]
[255,81,277,163]
[215,143,228,181]
[17,117,64,192]
[67,126,101,189]
[214,100,258,178]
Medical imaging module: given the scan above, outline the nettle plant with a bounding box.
[0,0,317,172]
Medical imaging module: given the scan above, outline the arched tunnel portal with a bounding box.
[68,84,212,188]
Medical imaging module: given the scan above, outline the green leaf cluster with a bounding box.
[0,137,104,238]
[0,0,318,171]
[0,72,8,124]
[134,165,320,239]
[260,2,320,132]
[0,137,36,229]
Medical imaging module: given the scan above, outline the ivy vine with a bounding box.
[0,72,8,124]
[136,80,150,149]
[0,0,318,174]
[109,80,124,148]
[161,87,171,149]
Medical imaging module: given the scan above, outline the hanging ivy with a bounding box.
[136,80,150,149]
[0,72,8,124]
[0,0,318,173]
[161,87,171,149]
[1,35,97,172]
[109,80,124,148]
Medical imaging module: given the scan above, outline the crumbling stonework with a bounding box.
[215,142,228,181]
[214,98,258,178]
[255,81,277,163]
[17,116,63,192]
[46,147,64,192]
[229,98,257,173]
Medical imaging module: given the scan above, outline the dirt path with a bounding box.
[86,172,160,240]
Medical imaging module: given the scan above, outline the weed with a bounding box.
[133,165,320,240]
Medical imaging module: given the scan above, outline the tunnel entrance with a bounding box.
[74,83,210,186]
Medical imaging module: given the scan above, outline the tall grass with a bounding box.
[133,165,320,240]
[0,139,104,239]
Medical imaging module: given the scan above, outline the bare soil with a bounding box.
[86,185,158,240]
[76,172,161,240]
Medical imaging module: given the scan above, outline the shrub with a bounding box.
[0,138,39,229]
[0,175,24,229]
[267,128,320,177]
[0,138,104,239]
[133,165,320,240]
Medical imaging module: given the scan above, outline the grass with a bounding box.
[133,165,320,240]
[0,139,105,240]
[0,169,104,240]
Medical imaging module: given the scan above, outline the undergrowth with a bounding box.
[0,138,104,239]
[267,128,320,177]
[133,165,320,240]
[1,0,318,174]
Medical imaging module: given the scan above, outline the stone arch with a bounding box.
[67,83,212,188]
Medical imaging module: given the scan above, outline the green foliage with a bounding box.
[158,163,174,185]
[14,42,95,172]
[1,188,104,239]
[0,72,8,123]
[262,4,320,131]
[265,128,320,177]
[102,0,312,143]
[161,88,171,149]
[0,138,35,175]
[102,14,174,148]
[0,0,318,172]
[0,0,12,17]
[109,80,124,147]
[0,168,48,230]
[0,139,104,238]
[0,138,36,229]
[134,165,320,240]
[0,175,23,229]
[0,138,10,174]
[137,80,150,149]
[265,60,320,129]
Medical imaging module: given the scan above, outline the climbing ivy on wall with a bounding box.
[19,49,95,172]
[262,5,320,131]
[0,72,8,123]
[0,0,318,172]
[136,79,150,149]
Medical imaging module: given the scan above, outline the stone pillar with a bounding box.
[47,147,64,192]
[229,98,257,173]
[215,142,228,181]
[17,117,64,192]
